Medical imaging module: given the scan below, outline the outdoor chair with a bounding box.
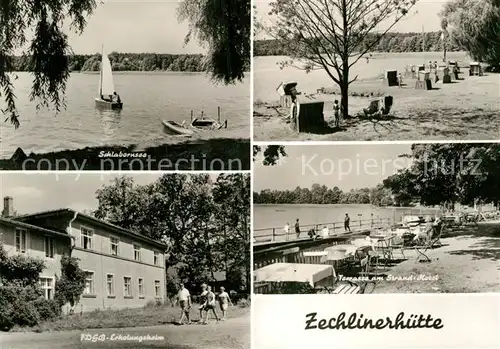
[363,100,379,116]
[381,96,393,115]
[388,235,407,260]
[415,223,445,262]
[363,96,393,117]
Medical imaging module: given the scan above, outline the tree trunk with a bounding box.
[340,63,349,119]
[443,39,447,63]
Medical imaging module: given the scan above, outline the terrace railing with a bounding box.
[254,217,392,244]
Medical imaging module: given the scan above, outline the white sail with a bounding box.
[99,48,116,97]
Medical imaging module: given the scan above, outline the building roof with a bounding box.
[13,209,168,249]
[0,217,71,239]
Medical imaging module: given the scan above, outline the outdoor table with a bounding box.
[370,235,396,267]
[326,243,373,273]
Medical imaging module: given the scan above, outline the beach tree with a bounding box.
[440,0,500,69]
[177,0,251,84]
[265,0,417,118]
[441,18,448,62]
[383,144,500,208]
[0,0,97,128]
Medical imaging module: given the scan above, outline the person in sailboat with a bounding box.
[112,92,121,104]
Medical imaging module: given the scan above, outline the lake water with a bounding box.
[0,72,250,157]
[254,51,470,101]
[254,204,440,238]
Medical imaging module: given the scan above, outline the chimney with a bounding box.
[2,196,14,217]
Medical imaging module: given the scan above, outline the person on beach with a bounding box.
[321,225,329,238]
[398,73,403,88]
[198,283,208,321]
[218,286,233,321]
[284,222,290,241]
[344,213,351,232]
[307,228,318,239]
[295,218,301,238]
[416,216,434,244]
[202,286,220,324]
[176,283,192,325]
[333,100,340,128]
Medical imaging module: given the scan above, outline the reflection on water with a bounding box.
[99,109,122,144]
[0,72,249,157]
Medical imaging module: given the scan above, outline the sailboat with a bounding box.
[95,46,123,109]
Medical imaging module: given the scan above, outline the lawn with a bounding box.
[10,300,250,333]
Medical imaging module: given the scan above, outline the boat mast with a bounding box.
[100,44,103,97]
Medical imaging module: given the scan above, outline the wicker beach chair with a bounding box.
[363,96,393,117]
[363,100,380,116]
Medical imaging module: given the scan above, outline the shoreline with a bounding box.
[0,137,250,171]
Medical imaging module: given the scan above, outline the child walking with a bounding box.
[333,99,340,128]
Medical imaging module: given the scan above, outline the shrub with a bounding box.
[0,248,45,286]
[54,256,86,308]
[0,285,52,330]
[11,300,40,327]
[33,299,61,321]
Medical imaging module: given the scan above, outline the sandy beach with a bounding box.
[254,73,500,141]
[369,225,500,293]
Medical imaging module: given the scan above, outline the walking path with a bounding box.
[1,313,249,349]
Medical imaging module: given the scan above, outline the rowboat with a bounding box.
[190,117,225,131]
[95,45,123,109]
[162,120,194,136]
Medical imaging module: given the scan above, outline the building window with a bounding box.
[84,271,94,295]
[154,280,161,297]
[154,251,160,266]
[133,244,141,261]
[44,236,54,258]
[124,277,132,297]
[138,278,144,297]
[110,236,119,256]
[107,274,114,296]
[81,227,93,250]
[39,277,53,300]
[15,228,27,253]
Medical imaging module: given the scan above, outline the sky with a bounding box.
[254,0,449,39]
[31,0,204,54]
[0,173,216,216]
[253,144,413,192]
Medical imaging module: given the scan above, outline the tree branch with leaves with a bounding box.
[0,0,97,128]
[177,0,250,84]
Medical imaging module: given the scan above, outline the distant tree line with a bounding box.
[254,184,399,206]
[10,53,209,72]
[254,32,467,56]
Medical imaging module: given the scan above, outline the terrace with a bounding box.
[253,214,500,294]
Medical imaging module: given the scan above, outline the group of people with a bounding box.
[100,91,121,103]
[176,283,233,325]
[282,214,352,241]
